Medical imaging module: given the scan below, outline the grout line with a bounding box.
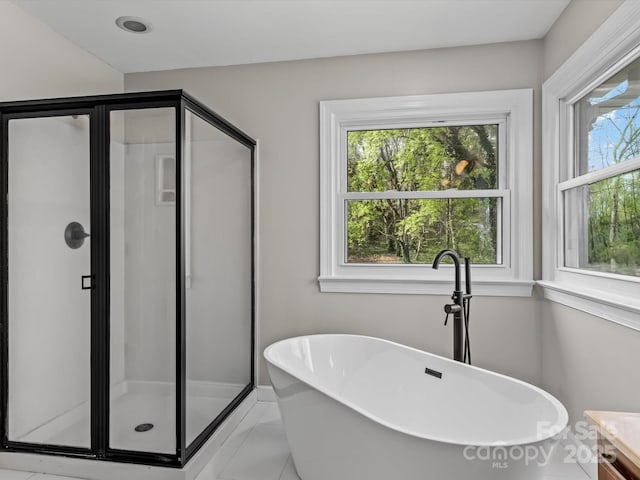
[216,409,264,478]
[216,430,254,477]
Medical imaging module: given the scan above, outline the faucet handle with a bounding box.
[443,304,461,325]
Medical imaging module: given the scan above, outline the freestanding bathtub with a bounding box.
[264,334,568,480]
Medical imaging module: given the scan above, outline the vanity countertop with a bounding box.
[585,410,640,468]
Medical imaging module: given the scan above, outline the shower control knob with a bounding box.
[444,304,462,314]
[443,304,461,326]
[65,221,90,249]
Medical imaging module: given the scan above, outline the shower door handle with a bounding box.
[81,275,94,290]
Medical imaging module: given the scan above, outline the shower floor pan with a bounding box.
[17,380,246,453]
[0,386,256,480]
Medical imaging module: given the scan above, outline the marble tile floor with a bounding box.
[0,401,591,480]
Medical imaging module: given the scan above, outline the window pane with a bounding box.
[564,171,640,275]
[576,57,640,174]
[346,198,500,264]
[347,126,498,192]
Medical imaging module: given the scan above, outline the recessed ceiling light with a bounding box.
[115,16,152,34]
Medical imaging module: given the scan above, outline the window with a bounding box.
[320,90,533,295]
[566,62,640,276]
[345,125,502,266]
[541,0,640,329]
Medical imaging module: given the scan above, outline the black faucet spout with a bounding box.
[432,249,462,292]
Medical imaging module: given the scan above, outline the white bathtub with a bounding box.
[264,334,568,480]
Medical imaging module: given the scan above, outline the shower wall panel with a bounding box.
[121,136,251,386]
[186,139,252,384]
[123,141,176,383]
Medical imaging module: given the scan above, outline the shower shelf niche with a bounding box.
[0,90,256,476]
[156,154,176,205]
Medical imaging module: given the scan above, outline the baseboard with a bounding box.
[257,385,275,402]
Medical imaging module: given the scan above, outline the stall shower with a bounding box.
[0,91,255,467]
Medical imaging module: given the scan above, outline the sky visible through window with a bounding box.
[573,70,640,275]
[585,79,640,172]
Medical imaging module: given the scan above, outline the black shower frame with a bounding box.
[0,90,256,468]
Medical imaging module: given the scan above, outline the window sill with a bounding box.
[319,276,534,296]
[537,280,640,332]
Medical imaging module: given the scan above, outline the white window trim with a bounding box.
[541,0,640,331]
[319,90,534,296]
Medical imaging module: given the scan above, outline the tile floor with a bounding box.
[0,401,592,480]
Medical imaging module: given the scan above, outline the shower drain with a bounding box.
[134,423,154,432]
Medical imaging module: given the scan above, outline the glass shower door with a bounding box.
[108,107,177,455]
[6,114,92,448]
[0,90,255,467]
[184,109,253,449]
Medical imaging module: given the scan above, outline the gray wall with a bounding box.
[0,1,123,101]
[541,302,640,426]
[543,0,624,79]
[126,41,545,386]
[541,0,640,427]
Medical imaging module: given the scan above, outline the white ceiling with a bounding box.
[12,0,571,74]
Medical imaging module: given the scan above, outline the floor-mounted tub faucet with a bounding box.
[432,249,473,364]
